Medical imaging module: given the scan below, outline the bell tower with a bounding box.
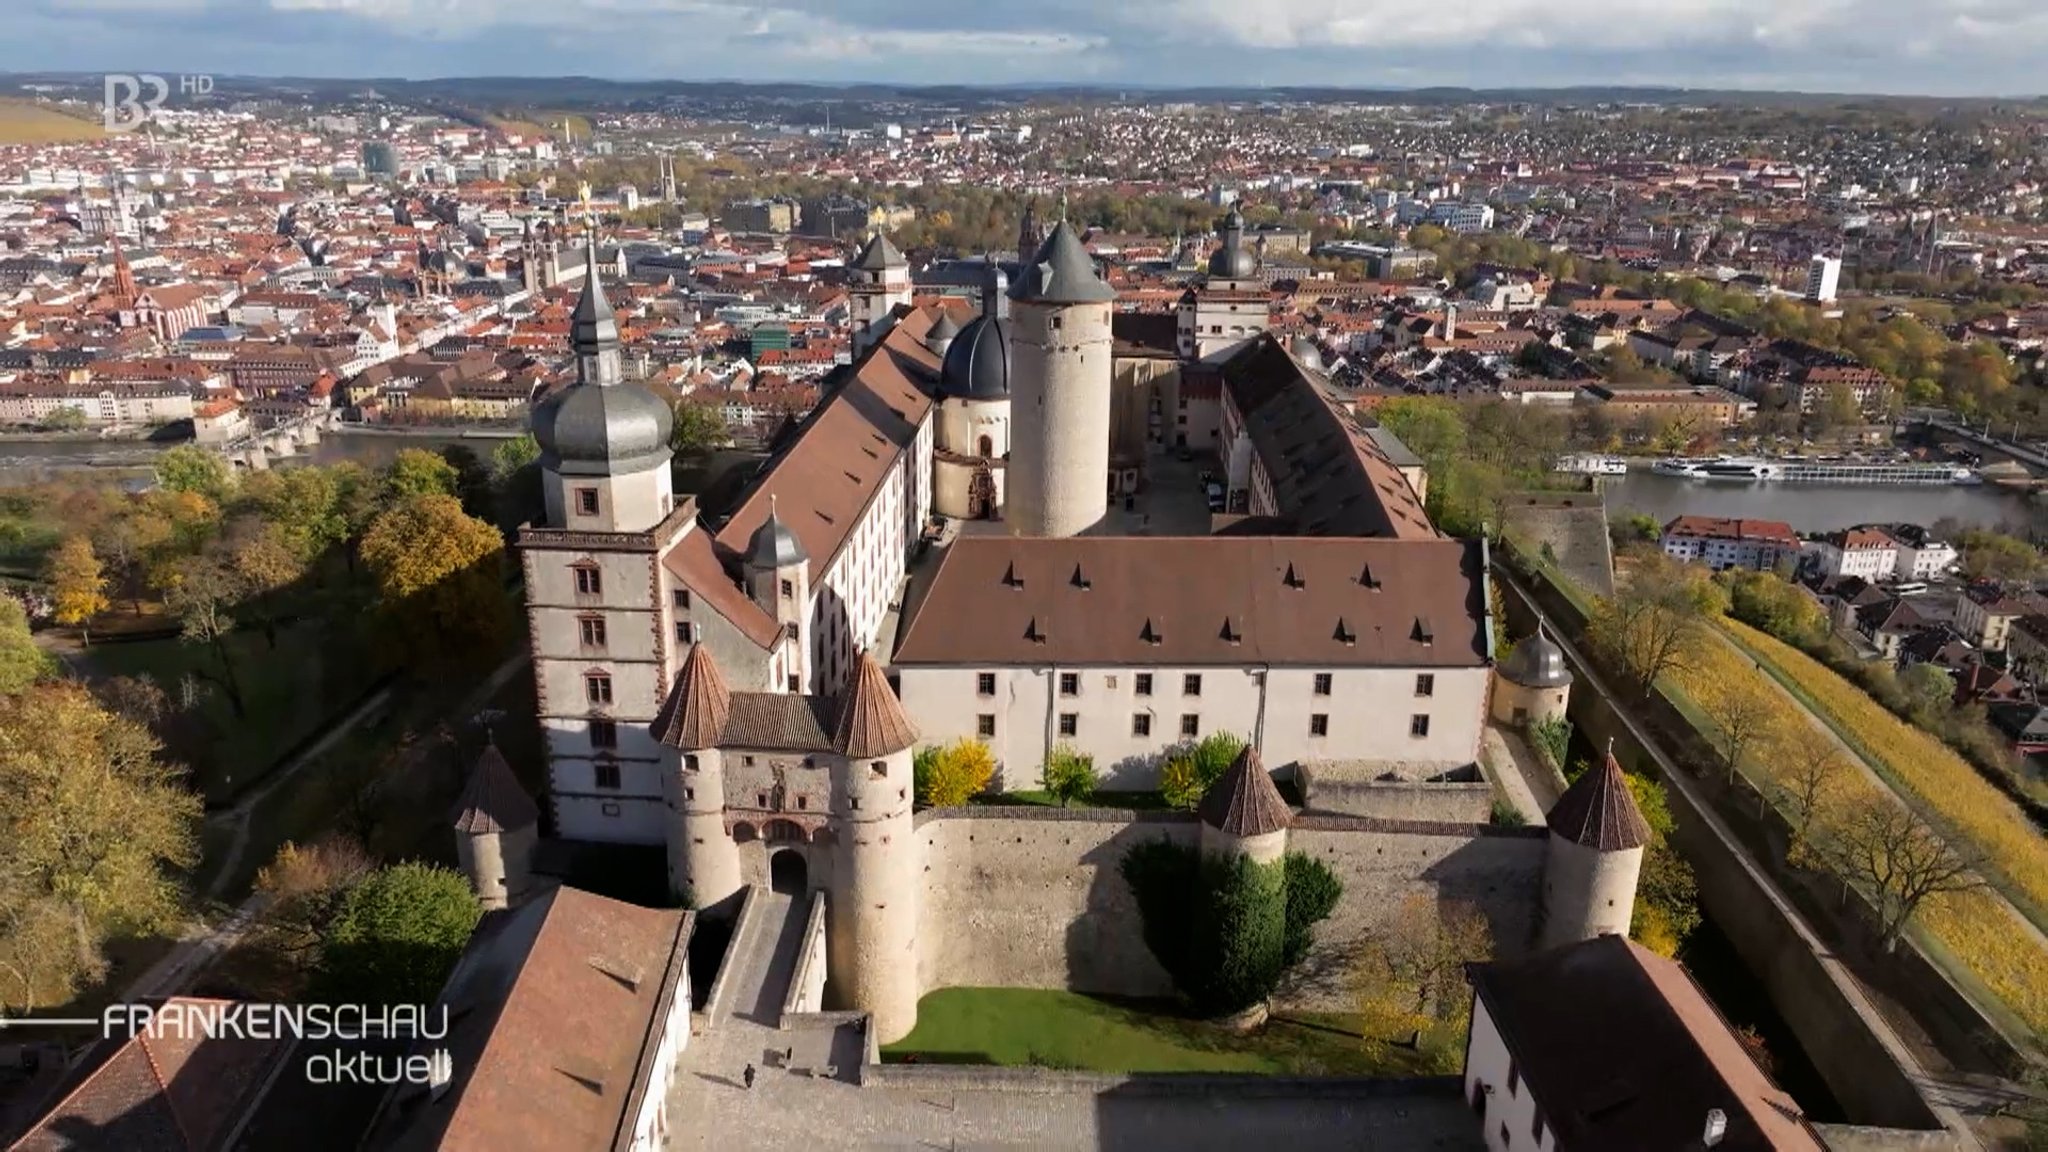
[847,231,911,358]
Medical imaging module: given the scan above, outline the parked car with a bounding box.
[1205,482,1225,512]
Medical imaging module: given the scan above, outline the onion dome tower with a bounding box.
[531,239,676,532]
[1492,625,1574,728]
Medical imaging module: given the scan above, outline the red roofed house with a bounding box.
[1661,516,1800,572]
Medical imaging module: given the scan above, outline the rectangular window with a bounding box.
[671,588,690,608]
[1132,713,1152,737]
[1180,713,1199,738]
[589,718,617,748]
[594,761,620,789]
[1058,713,1078,737]
[977,714,996,738]
[1416,673,1435,697]
[1313,672,1333,696]
[1310,713,1328,737]
[870,760,888,778]
[977,672,996,696]
[675,620,693,643]
[780,578,795,599]
[574,566,602,596]
[1059,672,1079,697]
[1410,714,1430,738]
[684,753,699,771]
[576,487,599,516]
[1135,673,1154,696]
[586,673,613,705]
[1183,673,1202,696]
[579,617,607,648]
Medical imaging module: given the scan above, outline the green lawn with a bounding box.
[84,620,379,803]
[883,988,1441,1075]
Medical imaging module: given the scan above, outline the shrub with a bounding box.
[1528,714,1572,775]
[316,863,481,1005]
[1041,744,1098,808]
[1159,755,1204,810]
[1158,731,1248,811]
[1489,799,1527,828]
[1121,838,1339,1017]
[917,738,997,808]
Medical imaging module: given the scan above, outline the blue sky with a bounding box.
[7,0,2047,95]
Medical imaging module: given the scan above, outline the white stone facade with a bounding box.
[1463,996,1559,1152]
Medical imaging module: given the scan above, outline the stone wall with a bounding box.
[914,806,1546,1010]
[781,891,829,1022]
[1298,764,1494,824]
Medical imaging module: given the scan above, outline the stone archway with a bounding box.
[770,849,808,896]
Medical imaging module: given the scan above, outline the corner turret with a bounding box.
[1196,745,1292,865]
[1493,624,1574,729]
[1540,744,1649,950]
[828,652,921,1043]
[452,743,540,911]
[652,642,743,909]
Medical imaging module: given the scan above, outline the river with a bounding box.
[0,428,521,485]
[1603,470,2045,535]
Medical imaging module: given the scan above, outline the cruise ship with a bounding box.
[1554,454,1629,476]
[1650,455,1979,485]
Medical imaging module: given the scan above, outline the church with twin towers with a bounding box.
[481,208,1647,1043]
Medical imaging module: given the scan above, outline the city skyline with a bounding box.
[6,0,2048,98]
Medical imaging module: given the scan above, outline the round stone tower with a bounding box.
[1540,746,1650,950]
[1492,624,1574,728]
[1196,746,1293,865]
[451,743,540,911]
[1008,220,1117,539]
[650,642,743,910]
[827,652,922,1043]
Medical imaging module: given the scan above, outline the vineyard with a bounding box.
[1721,619,2048,932]
[1670,630,2048,1038]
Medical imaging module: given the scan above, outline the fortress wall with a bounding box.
[914,808,1547,1011]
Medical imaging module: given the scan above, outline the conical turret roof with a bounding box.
[569,238,618,351]
[1010,221,1116,305]
[1196,745,1292,837]
[452,744,539,835]
[1547,746,1651,851]
[651,642,731,750]
[834,652,919,758]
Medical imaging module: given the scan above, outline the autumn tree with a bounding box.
[45,535,109,645]
[1954,529,2042,584]
[489,433,540,481]
[0,597,52,696]
[162,548,250,717]
[1781,727,1847,866]
[917,738,997,807]
[671,402,731,457]
[1042,745,1098,808]
[1719,568,1823,644]
[384,448,461,503]
[154,444,233,503]
[1355,895,1495,1064]
[1587,553,1722,697]
[1827,800,1984,953]
[1705,679,1776,785]
[92,502,173,614]
[246,837,374,987]
[359,494,510,670]
[218,515,306,649]
[237,466,346,568]
[1158,731,1249,810]
[328,462,385,573]
[0,683,199,1013]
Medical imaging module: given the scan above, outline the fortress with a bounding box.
[458,213,1650,1044]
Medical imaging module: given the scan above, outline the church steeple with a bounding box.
[1017,200,1047,271]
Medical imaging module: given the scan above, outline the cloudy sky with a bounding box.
[7,0,2048,95]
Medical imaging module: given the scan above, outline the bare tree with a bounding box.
[1707,681,1775,786]
[1587,554,1720,697]
[1827,800,1985,953]
[1782,727,1848,866]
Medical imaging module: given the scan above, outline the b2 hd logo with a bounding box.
[104,73,212,132]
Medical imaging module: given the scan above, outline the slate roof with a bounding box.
[1197,745,1293,837]
[1499,625,1573,689]
[452,745,540,835]
[1546,748,1651,851]
[1010,221,1116,305]
[852,231,907,272]
[1467,934,1822,1151]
